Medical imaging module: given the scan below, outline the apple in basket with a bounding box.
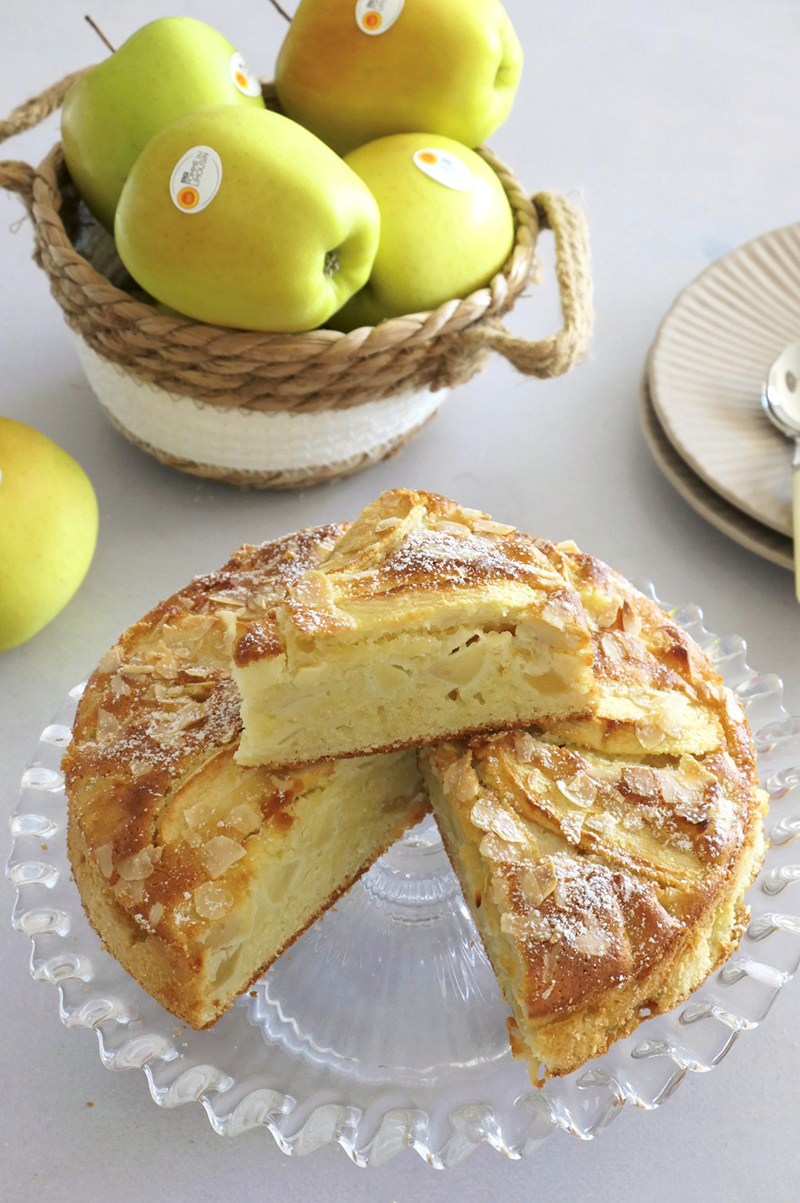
[114,105,380,332]
[0,420,98,651]
[61,17,265,229]
[275,0,524,155]
[330,134,515,331]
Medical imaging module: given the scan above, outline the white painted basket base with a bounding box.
[72,334,447,482]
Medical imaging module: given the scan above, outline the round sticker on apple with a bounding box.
[413,149,473,193]
[355,0,404,36]
[170,147,223,215]
[229,52,261,97]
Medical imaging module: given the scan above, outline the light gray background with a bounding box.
[2,1,800,1198]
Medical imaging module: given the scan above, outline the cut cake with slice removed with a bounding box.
[421,710,766,1082]
[64,526,428,1030]
[233,489,598,770]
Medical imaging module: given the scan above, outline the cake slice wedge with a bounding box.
[421,722,765,1082]
[233,490,598,769]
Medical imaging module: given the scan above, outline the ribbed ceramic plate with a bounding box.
[7,597,800,1167]
[648,222,800,538]
[639,373,793,571]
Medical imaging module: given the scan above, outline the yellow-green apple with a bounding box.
[115,105,380,332]
[62,17,265,229]
[330,134,514,330]
[0,419,98,651]
[274,0,523,155]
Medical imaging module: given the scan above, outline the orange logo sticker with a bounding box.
[170,147,223,214]
[413,148,473,192]
[177,186,199,210]
[229,52,262,97]
[355,0,404,36]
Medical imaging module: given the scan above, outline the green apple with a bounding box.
[62,17,266,229]
[114,106,380,332]
[330,134,515,330]
[0,419,98,652]
[274,0,523,155]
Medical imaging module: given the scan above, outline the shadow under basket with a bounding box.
[0,73,594,489]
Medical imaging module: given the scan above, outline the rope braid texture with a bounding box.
[0,72,594,484]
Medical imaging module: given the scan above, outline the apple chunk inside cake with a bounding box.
[233,489,598,769]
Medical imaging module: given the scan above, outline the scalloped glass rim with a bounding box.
[7,582,800,1168]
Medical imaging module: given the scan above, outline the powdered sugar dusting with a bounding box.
[65,526,346,907]
[378,526,552,592]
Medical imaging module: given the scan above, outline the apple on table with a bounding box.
[0,419,98,652]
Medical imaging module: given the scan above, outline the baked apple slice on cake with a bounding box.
[233,489,599,770]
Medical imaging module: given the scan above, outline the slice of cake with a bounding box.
[64,527,427,1030]
[421,716,765,1082]
[233,490,598,769]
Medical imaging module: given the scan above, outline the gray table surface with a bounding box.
[2,1,800,1198]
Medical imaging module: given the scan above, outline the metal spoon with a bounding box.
[763,341,800,600]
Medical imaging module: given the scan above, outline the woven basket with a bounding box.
[0,72,594,489]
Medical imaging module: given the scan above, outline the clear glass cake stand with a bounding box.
[7,583,800,1167]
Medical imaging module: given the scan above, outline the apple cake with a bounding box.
[64,526,427,1029]
[233,490,598,769]
[63,498,765,1081]
[420,550,766,1081]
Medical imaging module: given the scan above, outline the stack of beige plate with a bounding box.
[642,221,800,571]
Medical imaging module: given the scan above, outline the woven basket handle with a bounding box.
[0,70,85,200]
[470,191,593,378]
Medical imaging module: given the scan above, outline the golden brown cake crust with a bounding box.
[63,524,427,1028]
[529,539,742,760]
[423,722,765,1079]
[234,506,740,771]
[231,490,601,771]
[420,550,766,1081]
[67,792,427,1030]
[64,524,347,866]
[233,490,592,667]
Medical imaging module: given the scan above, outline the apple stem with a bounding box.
[84,14,116,54]
[266,0,292,22]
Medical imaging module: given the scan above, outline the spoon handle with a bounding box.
[789,437,793,601]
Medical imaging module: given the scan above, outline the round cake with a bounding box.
[64,497,765,1083]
